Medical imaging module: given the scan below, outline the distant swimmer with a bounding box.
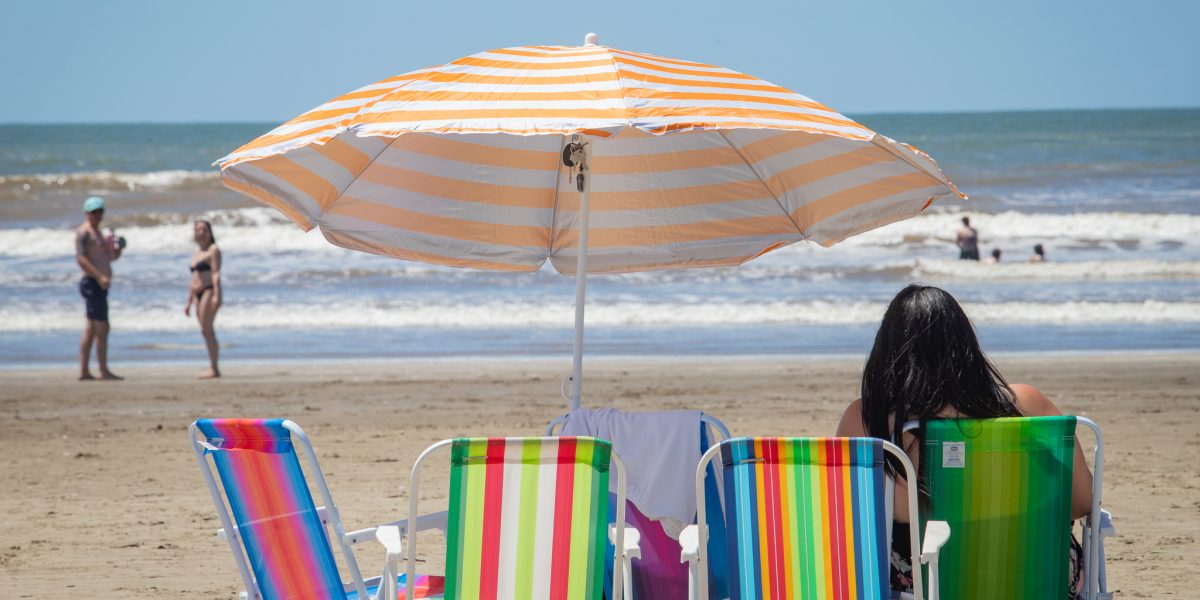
[75,196,124,381]
[984,248,1002,264]
[1029,243,1046,263]
[956,216,980,260]
[184,220,222,379]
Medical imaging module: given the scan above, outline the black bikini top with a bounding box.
[190,260,211,273]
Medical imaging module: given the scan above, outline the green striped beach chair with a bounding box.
[680,437,951,600]
[406,436,641,600]
[903,417,1108,600]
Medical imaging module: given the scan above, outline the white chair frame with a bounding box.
[902,416,1110,600]
[406,436,640,600]
[679,438,950,600]
[190,420,447,600]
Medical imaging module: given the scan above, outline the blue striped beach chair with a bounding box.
[681,437,951,600]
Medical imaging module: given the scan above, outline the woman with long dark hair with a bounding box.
[184,220,222,378]
[836,284,1093,590]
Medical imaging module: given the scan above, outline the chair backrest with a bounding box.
[915,417,1077,600]
[716,437,893,600]
[190,419,362,600]
[412,436,623,600]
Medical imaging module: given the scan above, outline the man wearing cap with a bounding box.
[76,196,123,380]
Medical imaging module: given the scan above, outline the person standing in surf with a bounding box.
[184,220,222,378]
[75,196,123,381]
[956,216,980,260]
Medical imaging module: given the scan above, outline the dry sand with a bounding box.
[1,353,1198,598]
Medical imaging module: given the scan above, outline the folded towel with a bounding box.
[561,407,702,537]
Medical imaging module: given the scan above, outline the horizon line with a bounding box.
[1,104,1198,127]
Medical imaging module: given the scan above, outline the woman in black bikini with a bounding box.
[185,220,222,378]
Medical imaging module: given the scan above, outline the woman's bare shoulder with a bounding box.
[836,399,866,436]
[1009,383,1063,417]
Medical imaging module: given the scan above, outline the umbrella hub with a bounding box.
[562,134,591,192]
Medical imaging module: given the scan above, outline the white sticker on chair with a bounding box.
[942,442,965,468]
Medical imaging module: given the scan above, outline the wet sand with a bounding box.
[1,353,1197,598]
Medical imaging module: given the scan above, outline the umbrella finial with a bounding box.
[584,33,599,46]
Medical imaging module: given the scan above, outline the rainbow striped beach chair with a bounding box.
[681,437,950,600]
[903,417,1110,600]
[406,436,641,600]
[190,419,446,600]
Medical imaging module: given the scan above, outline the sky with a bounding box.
[2,0,1197,123]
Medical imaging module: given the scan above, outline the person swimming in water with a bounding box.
[184,220,222,378]
[1029,243,1047,262]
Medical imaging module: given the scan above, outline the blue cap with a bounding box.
[82,196,105,212]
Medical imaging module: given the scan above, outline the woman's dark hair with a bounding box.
[196,220,215,244]
[861,285,1018,482]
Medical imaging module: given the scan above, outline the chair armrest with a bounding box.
[343,510,449,546]
[920,520,951,600]
[1099,509,1116,537]
[679,524,706,600]
[921,520,950,564]
[374,526,402,600]
[374,525,403,558]
[679,524,700,564]
[610,525,640,600]
[609,524,642,561]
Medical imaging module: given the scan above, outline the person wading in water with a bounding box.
[956,216,980,260]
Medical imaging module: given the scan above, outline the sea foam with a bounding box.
[3,299,1198,333]
[2,208,1198,259]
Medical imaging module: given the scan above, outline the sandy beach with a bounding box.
[1,353,1198,598]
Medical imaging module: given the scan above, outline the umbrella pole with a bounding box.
[570,139,592,411]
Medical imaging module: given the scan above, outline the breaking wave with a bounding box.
[3,299,1198,333]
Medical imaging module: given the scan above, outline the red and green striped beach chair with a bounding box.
[190,419,445,600]
[406,436,641,600]
[681,437,950,600]
[903,416,1108,600]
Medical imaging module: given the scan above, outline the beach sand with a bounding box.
[1,353,1197,598]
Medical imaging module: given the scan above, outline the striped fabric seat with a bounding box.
[195,419,347,600]
[192,419,443,600]
[918,417,1078,600]
[407,436,631,600]
[719,437,890,600]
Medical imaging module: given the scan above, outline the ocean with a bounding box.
[2,109,1198,367]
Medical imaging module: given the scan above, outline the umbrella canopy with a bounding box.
[217,34,964,407]
[216,35,962,275]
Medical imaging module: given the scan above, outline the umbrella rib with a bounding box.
[317,131,400,222]
[716,129,806,240]
[868,134,962,199]
[599,46,635,128]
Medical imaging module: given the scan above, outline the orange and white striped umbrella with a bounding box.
[218,34,965,407]
[216,34,963,275]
